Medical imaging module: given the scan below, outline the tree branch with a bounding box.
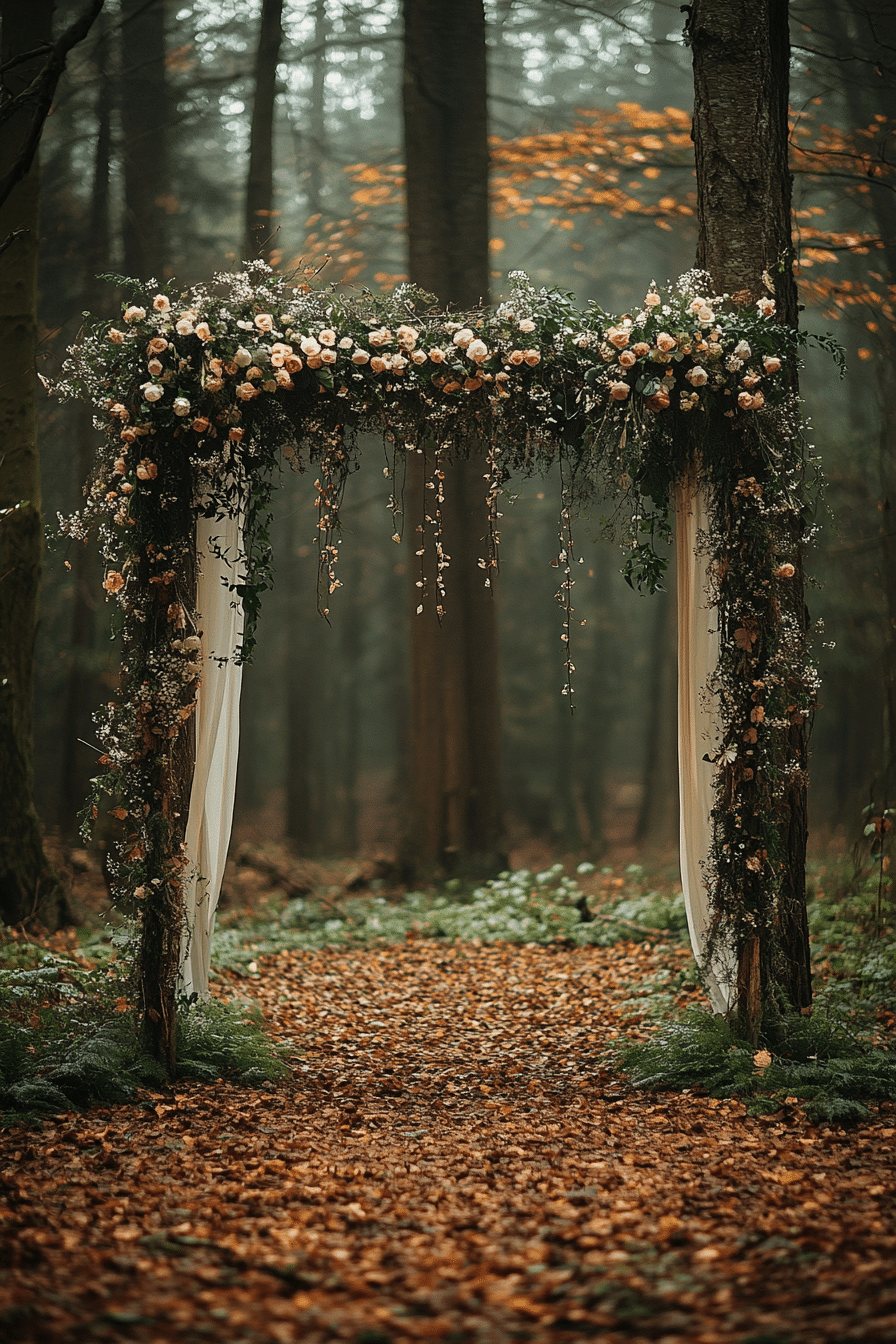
[0,0,105,212]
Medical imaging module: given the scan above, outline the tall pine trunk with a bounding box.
[0,0,69,929]
[245,0,283,263]
[59,16,113,836]
[690,0,811,1033]
[120,0,170,281]
[400,0,504,875]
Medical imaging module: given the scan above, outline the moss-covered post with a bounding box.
[690,0,812,1038]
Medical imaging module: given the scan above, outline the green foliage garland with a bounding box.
[53,263,837,1004]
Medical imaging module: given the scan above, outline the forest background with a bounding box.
[25,0,896,882]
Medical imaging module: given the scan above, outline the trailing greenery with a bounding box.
[0,938,286,1125]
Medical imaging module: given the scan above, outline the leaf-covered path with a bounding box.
[2,938,896,1343]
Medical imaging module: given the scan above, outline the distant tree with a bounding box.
[0,0,104,926]
[244,0,284,263]
[400,0,504,875]
[120,0,171,281]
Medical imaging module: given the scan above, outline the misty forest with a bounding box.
[2,3,896,1343]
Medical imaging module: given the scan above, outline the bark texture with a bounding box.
[0,0,69,929]
[244,0,283,263]
[401,0,504,874]
[691,0,811,1028]
[120,0,171,281]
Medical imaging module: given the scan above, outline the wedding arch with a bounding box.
[56,264,830,1067]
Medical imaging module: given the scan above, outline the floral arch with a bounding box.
[56,264,829,1064]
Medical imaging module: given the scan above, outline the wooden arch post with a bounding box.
[689,0,812,1038]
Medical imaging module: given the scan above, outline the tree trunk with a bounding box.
[244,0,283,263]
[0,0,69,930]
[690,0,811,1032]
[120,0,171,281]
[59,16,113,837]
[401,0,504,875]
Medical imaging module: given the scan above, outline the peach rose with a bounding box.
[523,349,541,366]
[123,306,146,323]
[655,332,677,353]
[428,348,446,364]
[107,328,125,344]
[147,358,163,376]
[318,328,336,346]
[686,365,708,386]
[152,295,171,312]
[645,388,671,411]
[319,348,337,365]
[464,376,482,391]
[352,349,370,365]
[147,337,168,355]
[369,327,392,347]
[632,342,650,358]
[607,327,630,349]
[618,350,636,369]
[254,313,274,332]
[763,354,782,374]
[136,459,158,480]
[284,354,304,374]
[370,356,388,373]
[737,391,755,410]
[175,317,195,336]
[508,350,525,365]
[195,322,211,341]
[609,381,630,401]
[103,571,125,593]
[229,427,244,442]
[396,324,419,349]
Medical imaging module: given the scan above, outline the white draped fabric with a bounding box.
[674,470,736,1014]
[179,511,244,999]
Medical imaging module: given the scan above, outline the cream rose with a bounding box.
[147,358,163,376]
[254,313,274,332]
[300,336,321,356]
[234,347,252,367]
[757,297,776,317]
[467,339,489,363]
[152,295,171,312]
[518,318,536,333]
[124,306,146,323]
[452,328,475,348]
[173,397,191,416]
[319,348,337,365]
[686,365,708,386]
[318,328,336,346]
[352,349,370,365]
[195,322,211,341]
[734,340,752,360]
[142,383,164,403]
[175,317,194,336]
[369,327,392,347]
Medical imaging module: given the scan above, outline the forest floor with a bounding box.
[2,893,896,1344]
